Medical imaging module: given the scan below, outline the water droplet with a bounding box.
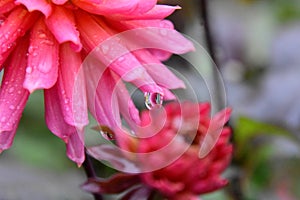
[9,105,15,110]
[101,45,110,54]
[144,92,163,110]
[101,131,115,140]
[8,87,14,93]
[38,63,51,73]
[40,40,54,46]
[26,67,32,73]
[98,126,115,140]
[39,33,47,39]
[117,56,125,62]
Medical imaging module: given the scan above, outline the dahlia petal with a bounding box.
[52,0,68,5]
[45,82,85,165]
[83,59,121,128]
[199,108,232,158]
[113,73,141,127]
[72,0,156,15]
[76,12,163,94]
[45,6,82,51]
[112,5,181,20]
[0,124,17,152]
[116,20,195,54]
[0,38,29,143]
[66,130,85,166]
[15,0,52,17]
[133,50,185,89]
[44,84,75,142]
[161,87,176,100]
[0,0,16,14]
[0,7,38,66]
[82,174,140,194]
[58,43,88,129]
[149,49,172,61]
[23,19,59,93]
[87,144,140,173]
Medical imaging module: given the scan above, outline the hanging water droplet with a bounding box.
[144,92,163,110]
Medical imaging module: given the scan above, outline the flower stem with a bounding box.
[82,149,103,200]
[199,1,245,200]
[199,0,224,111]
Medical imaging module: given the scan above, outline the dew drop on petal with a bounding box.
[26,67,32,74]
[100,45,110,55]
[9,105,15,110]
[101,131,115,140]
[8,87,14,93]
[98,125,115,140]
[144,92,163,110]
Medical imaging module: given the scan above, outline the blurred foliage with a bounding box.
[233,116,300,199]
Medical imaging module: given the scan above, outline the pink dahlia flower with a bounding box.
[0,0,194,165]
[85,102,233,199]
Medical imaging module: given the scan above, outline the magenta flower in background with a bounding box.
[0,0,194,165]
[85,102,233,199]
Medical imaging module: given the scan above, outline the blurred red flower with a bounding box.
[85,101,233,199]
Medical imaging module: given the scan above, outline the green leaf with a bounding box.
[234,116,292,158]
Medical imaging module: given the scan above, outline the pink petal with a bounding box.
[113,19,195,54]
[113,72,141,128]
[87,144,140,173]
[83,60,121,129]
[44,84,75,142]
[161,87,176,100]
[133,49,185,89]
[76,12,162,94]
[0,0,16,14]
[45,81,86,166]
[66,130,85,166]
[72,0,156,15]
[0,38,30,149]
[199,108,232,158]
[148,49,172,61]
[15,0,52,17]
[112,5,181,20]
[57,43,88,129]
[52,0,68,5]
[0,124,17,152]
[23,18,59,93]
[45,6,82,52]
[0,7,38,66]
